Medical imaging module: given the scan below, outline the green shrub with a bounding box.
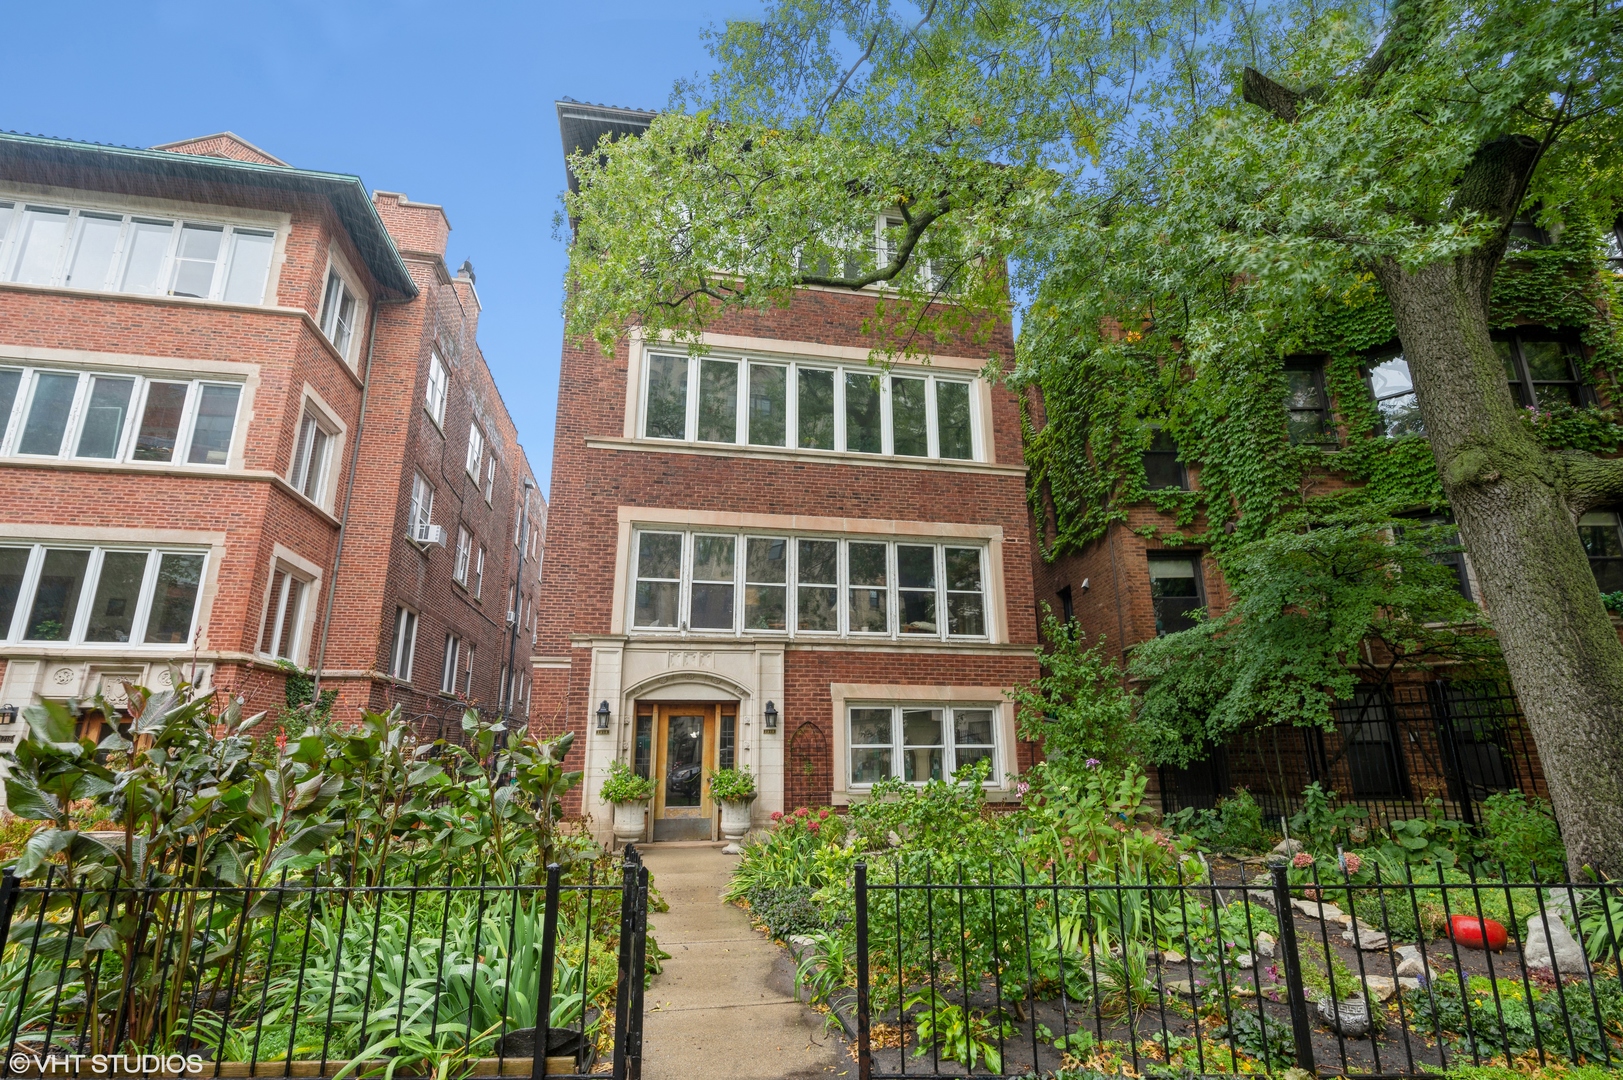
[1476,791,1565,878]
[745,883,825,938]
[1165,788,1276,853]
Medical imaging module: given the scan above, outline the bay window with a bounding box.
[640,352,978,461]
[0,543,206,647]
[259,566,310,661]
[289,406,336,503]
[847,704,1000,788]
[629,528,990,641]
[0,364,242,466]
[320,270,359,358]
[0,197,275,303]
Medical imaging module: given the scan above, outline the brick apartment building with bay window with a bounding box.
[0,130,542,772]
[533,102,1040,845]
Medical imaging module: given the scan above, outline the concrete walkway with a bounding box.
[637,843,850,1080]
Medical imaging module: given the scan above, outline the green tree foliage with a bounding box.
[1011,609,1138,769]
[1131,506,1505,764]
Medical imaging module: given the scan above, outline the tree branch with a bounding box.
[795,197,951,289]
[1241,66,1303,121]
[1561,452,1623,516]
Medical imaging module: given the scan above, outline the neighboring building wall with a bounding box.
[0,133,540,772]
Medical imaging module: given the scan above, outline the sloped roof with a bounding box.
[556,99,655,195]
[150,132,291,167]
[0,130,416,299]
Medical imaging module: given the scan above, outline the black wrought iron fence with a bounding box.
[849,858,1623,1078]
[0,847,649,1080]
[1160,680,1547,827]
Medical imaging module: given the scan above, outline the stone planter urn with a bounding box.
[611,800,647,846]
[719,799,754,853]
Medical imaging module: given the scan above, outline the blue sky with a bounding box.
[4,0,750,495]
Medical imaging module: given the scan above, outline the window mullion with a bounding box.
[175,381,202,462]
[685,356,699,441]
[68,547,103,644]
[60,373,92,459]
[735,359,747,445]
[937,545,948,641]
[680,531,693,633]
[786,362,800,451]
[892,706,903,780]
[833,366,846,452]
[888,542,898,639]
[158,221,182,297]
[129,550,162,645]
[880,373,894,456]
[837,538,848,635]
[734,531,744,635]
[925,376,940,459]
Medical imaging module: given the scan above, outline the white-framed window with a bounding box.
[848,704,999,788]
[454,526,473,585]
[473,545,485,599]
[389,606,417,680]
[0,197,276,303]
[409,473,435,542]
[289,405,336,504]
[0,543,206,647]
[319,267,361,360]
[629,528,988,640]
[462,642,476,696]
[640,352,978,461]
[0,364,242,466]
[465,422,485,478]
[425,349,448,427]
[259,565,312,662]
[484,456,496,503]
[441,634,461,695]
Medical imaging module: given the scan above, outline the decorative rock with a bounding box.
[1166,979,1195,997]
[1291,897,1345,922]
[1398,977,1422,992]
[1254,932,1276,958]
[787,934,818,961]
[1524,898,1589,976]
[1361,975,1396,1003]
[1393,944,1432,979]
[1343,927,1390,951]
[1160,948,1186,964]
[1272,838,1304,857]
[1234,951,1255,969]
[1315,994,1372,1038]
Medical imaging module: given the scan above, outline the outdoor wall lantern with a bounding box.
[763,700,778,733]
[596,700,611,733]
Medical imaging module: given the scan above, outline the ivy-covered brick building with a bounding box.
[1025,210,1623,824]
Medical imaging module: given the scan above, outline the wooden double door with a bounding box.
[635,702,738,841]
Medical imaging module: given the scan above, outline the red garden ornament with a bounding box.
[1448,914,1508,951]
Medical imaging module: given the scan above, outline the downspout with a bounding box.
[502,478,535,726]
[311,297,403,706]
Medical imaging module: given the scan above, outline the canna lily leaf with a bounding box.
[3,776,62,822]
[264,819,343,872]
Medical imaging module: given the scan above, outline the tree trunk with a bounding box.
[1375,255,1623,880]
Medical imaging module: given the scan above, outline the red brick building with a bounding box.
[0,130,542,769]
[533,102,1040,843]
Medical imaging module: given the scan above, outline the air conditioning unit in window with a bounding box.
[414,523,446,547]
[506,610,517,625]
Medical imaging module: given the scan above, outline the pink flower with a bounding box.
[770,811,784,822]
[1085,758,1102,769]
[818,808,830,820]
[1342,852,1363,875]
[796,806,810,817]
[1292,852,1314,869]
[807,821,820,833]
